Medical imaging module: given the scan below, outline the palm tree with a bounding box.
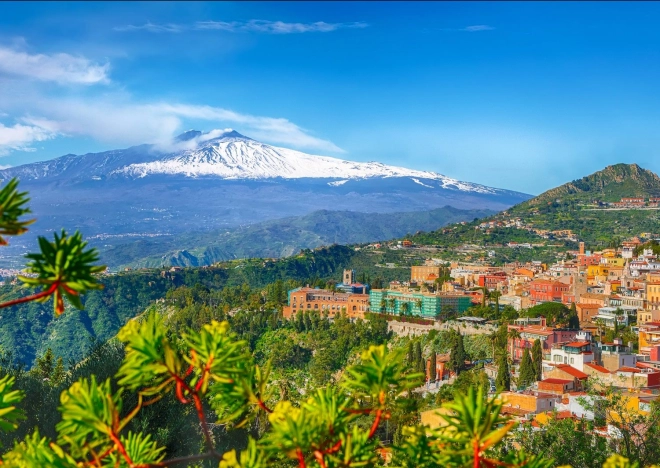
[487,330,500,361]
[379,298,387,314]
[507,328,521,362]
[594,318,606,342]
[416,298,423,313]
[481,287,490,308]
[490,290,502,312]
[401,301,410,316]
[388,298,396,314]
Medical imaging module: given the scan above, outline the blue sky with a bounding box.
[2,2,660,194]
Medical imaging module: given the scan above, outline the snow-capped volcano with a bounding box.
[113,130,497,194]
[0,129,531,268]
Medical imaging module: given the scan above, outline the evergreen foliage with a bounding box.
[447,330,466,375]
[517,348,536,390]
[429,353,437,382]
[495,355,510,392]
[531,339,543,382]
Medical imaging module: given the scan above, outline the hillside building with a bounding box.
[282,287,369,320]
[369,290,472,319]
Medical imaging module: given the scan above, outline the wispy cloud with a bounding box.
[113,22,184,33]
[114,20,369,35]
[14,99,343,154]
[462,25,494,32]
[0,45,110,85]
[435,25,495,33]
[0,122,56,155]
[195,20,368,34]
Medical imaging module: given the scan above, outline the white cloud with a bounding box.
[115,20,368,35]
[0,122,56,155]
[195,20,368,34]
[14,99,343,154]
[462,25,495,32]
[153,103,344,152]
[0,46,110,85]
[113,22,184,33]
[435,25,495,33]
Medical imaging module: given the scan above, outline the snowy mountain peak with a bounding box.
[0,129,521,197]
[112,130,500,194]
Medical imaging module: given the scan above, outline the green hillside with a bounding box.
[512,163,660,208]
[406,164,660,249]
[99,206,495,270]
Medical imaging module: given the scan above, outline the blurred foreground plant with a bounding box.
[0,178,105,315]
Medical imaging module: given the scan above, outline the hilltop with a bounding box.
[511,163,660,210]
[409,163,660,249]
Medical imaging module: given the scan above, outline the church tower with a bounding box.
[343,269,355,285]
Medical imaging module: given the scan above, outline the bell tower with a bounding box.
[343,269,355,284]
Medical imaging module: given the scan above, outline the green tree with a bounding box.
[429,352,437,382]
[447,330,467,375]
[490,290,502,312]
[495,354,510,392]
[413,341,423,371]
[401,301,410,316]
[507,328,521,362]
[517,348,536,389]
[407,341,414,366]
[531,339,543,381]
[33,348,56,381]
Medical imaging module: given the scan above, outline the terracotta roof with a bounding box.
[584,363,611,374]
[554,364,589,379]
[564,342,590,348]
[540,378,572,385]
[618,366,641,373]
[500,406,534,416]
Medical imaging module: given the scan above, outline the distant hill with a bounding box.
[100,206,496,270]
[408,163,660,249]
[512,163,660,210]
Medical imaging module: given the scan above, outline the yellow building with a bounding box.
[411,266,441,284]
[587,265,610,284]
[638,309,660,324]
[601,257,625,267]
[647,282,660,311]
[638,322,660,355]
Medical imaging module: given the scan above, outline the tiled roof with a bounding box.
[554,364,589,379]
[564,342,590,348]
[584,363,611,374]
[540,378,572,385]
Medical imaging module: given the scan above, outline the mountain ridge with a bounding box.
[99,205,496,269]
[0,130,520,197]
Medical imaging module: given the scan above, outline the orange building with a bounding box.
[282,287,369,320]
[576,303,601,323]
[411,266,441,284]
[529,279,569,304]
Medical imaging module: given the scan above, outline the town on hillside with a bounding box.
[282,237,660,429]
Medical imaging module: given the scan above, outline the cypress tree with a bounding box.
[495,355,510,392]
[429,352,437,382]
[295,311,304,332]
[568,302,580,329]
[448,330,466,375]
[517,348,535,389]
[413,342,422,370]
[407,341,414,366]
[531,339,543,381]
